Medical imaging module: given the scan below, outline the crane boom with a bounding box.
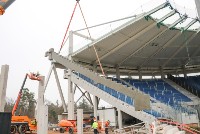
[12,74,28,116]
[12,73,41,116]
[0,0,15,15]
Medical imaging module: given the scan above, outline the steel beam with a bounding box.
[145,2,170,17]
[73,31,95,41]
[183,19,198,31]
[169,16,187,29]
[163,33,197,67]
[157,10,176,24]
[75,84,93,106]
[44,64,53,92]
[52,64,67,112]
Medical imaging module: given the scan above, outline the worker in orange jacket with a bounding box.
[105,120,110,134]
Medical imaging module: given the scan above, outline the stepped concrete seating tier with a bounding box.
[45,49,157,123]
[122,78,191,105]
[168,75,200,97]
[77,73,163,118]
[45,48,151,110]
[45,49,197,123]
[77,73,133,105]
[122,78,192,105]
[111,78,197,117]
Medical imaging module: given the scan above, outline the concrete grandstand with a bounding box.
[44,0,200,133]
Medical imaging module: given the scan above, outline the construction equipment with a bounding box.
[0,0,15,15]
[10,72,41,134]
[58,119,77,133]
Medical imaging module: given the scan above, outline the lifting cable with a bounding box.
[58,1,78,53]
[77,2,105,76]
[58,0,105,76]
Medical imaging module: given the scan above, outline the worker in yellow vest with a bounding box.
[92,120,98,134]
[31,119,37,126]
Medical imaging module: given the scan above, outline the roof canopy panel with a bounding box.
[72,1,200,75]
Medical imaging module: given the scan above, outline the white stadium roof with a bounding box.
[71,1,200,76]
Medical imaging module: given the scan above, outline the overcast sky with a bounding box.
[0,0,197,105]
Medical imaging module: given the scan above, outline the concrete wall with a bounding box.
[181,113,199,124]
[97,108,117,127]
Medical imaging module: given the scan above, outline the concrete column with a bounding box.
[116,65,120,79]
[128,74,132,79]
[77,109,83,134]
[138,67,142,80]
[68,30,75,120]
[68,80,74,120]
[117,109,122,129]
[93,96,98,119]
[68,31,74,56]
[93,62,97,72]
[160,66,165,79]
[195,0,200,19]
[183,65,187,78]
[0,65,9,112]
[36,76,48,134]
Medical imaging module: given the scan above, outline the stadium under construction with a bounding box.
[1,0,200,133]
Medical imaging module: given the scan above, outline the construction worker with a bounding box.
[105,120,110,134]
[31,119,37,126]
[92,119,98,134]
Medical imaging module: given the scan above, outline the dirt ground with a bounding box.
[48,130,114,134]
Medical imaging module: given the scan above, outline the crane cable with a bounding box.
[58,1,78,54]
[77,2,105,76]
